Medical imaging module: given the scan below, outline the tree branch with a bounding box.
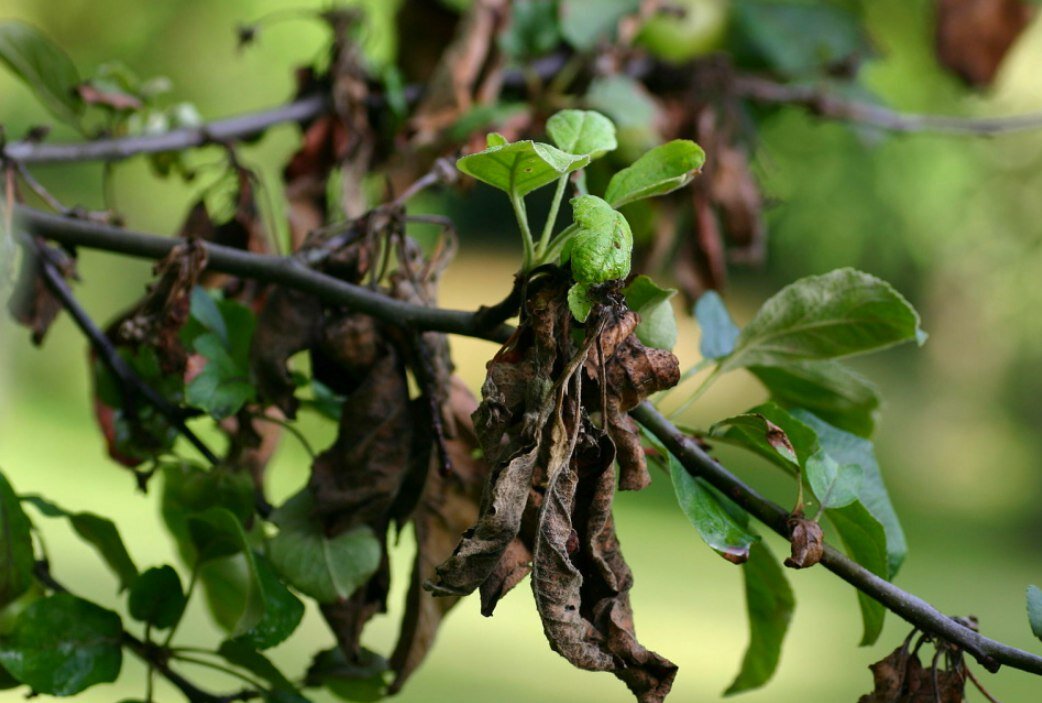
[733,74,1042,136]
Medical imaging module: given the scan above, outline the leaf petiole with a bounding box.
[536,174,569,259]
[667,364,723,420]
[510,192,535,271]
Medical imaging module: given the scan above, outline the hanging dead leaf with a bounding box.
[935,0,1034,87]
[7,241,75,345]
[785,516,824,569]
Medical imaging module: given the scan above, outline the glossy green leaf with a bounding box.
[793,410,906,577]
[559,0,640,50]
[726,542,794,694]
[456,139,589,197]
[127,565,185,630]
[805,451,862,509]
[695,290,740,360]
[0,470,33,609]
[670,454,759,563]
[567,282,594,323]
[268,491,382,604]
[563,194,632,283]
[218,639,298,693]
[749,360,880,437]
[232,553,305,651]
[708,408,803,474]
[0,21,83,126]
[499,0,560,59]
[721,269,926,372]
[623,275,677,350]
[305,647,389,702]
[546,109,617,159]
[827,502,888,645]
[604,139,705,208]
[0,594,122,696]
[1027,586,1042,642]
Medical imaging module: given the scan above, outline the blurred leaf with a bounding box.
[623,275,677,350]
[708,408,802,473]
[0,20,83,126]
[160,462,255,563]
[749,361,880,437]
[127,565,185,630]
[730,0,873,77]
[720,269,926,372]
[669,453,759,563]
[585,75,661,160]
[567,282,594,323]
[0,470,33,609]
[183,289,257,420]
[0,594,122,696]
[306,647,389,702]
[457,139,589,197]
[805,450,863,509]
[546,109,617,159]
[605,139,705,207]
[232,553,305,651]
[0,660,17,690]
[218,639,298,693]
[1028,586,1042,642]
[793,410,906,578]
[695,290,740,360]
[268,491,381,604]
[827,501,888,645]
[725,542,794,694]
[499,0,560,59]
[563,194,633,283]
[559,0,639,50]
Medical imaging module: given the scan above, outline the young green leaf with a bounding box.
[604,139,705,207]
[669,455,759,563]
[725,542,795,695]
[546,109,617,159]
[0,470,33,609]
[456,139,589,197]
[827,502,888,645]
[720,268,926,372]
[127,565,185,630]
[694,290,740,360]
[232,553,305,651]
[1027,586,1042,642]
[708,412,801,472]
[567,282,594,323]
[749,360,881,438]
[562,194,633,283]
[0,21,83,126]
[623,275,677,350]
[805,450,863,510]
[268,490,381,604]
[0,594,122,696]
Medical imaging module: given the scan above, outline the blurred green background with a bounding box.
[2,0,1042,701]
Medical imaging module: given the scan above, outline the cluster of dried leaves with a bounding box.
[859,628,983,703]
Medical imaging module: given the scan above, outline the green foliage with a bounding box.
[564,194,633,283]
[182,288,257,419]
[623,275,677,350]
[694,290,740,360]
[1028,586,1042,642]
[827,502,889,645]
[709,411,801,472]
[805,451,863,510]
[127,565,185,629]
[0,20,83,127]
[306,647,390,702]
[0,470,33,609]
[499,0,560,60]
[604,140,706,208]
[558,0,639,51]
[546,109,618,159]
[456,138,589,198]
[749,362,880,438]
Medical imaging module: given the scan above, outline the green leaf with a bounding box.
[546,109,617,159]
[499,0,560,59]
[749,361,880,437]
[160,462,255,564]
[604,139,705,208]
[559,0,640,50]
[563,194,632,284]
[305,647,389,702]
[827,502,888,645]
[585,75,661,161]
[456,139,589,197]
[726,542,795,694]
[567,282,594,323]
[792,410,906,577]
[805,450,862,510]
[183,289,257,419]
[268,490,382,604]
[218,639,298,693]
[1027,586,1042,642]
[232,553,305,651]
[720,269,926,372]
[669,454,759,563]
[0,594,122,696]
[127,565,185,630]
[0,21,83,126]
[709,412,800,473]
[623,275,677,350]
[0,470,33,609]
[695,290,740,360]
[0,660,18,690]
[22,495,139,592]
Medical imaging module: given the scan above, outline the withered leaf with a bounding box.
[858,645,967,703]
[249,287,323,417]
[936,0,1034,87]
[784,516,824,569]
[8,242,74,346]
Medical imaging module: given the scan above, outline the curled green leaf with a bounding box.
[562,194,632,284]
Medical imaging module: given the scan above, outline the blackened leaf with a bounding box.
[720,269,926,372]
[669,453,758,563]
[127,565,185,630]
[623,275,677,351]
[694,290,740,360]
[805,450,863,510]
[546,109,617,159]
[564,194,633,284]
[456,139,589,197]
[709,412,801,473]
[218,639,297,692]
[233,553,305,650]
[0,470,33,608]
[1027,585,1042,642]
[0,21,83,126]
[750,360,880,437]
[604,140,705,208]
[0,594,122,696]
[726,542,795,694]
[793,410,906,577]
[559,0,639,50]
[827,502,888,645]
[268,490,381,604]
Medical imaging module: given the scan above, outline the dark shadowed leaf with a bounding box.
[218,639,298,693]
[605,140,705,207]
[546,109,617,159]
[0,660,17,690]
[721,269,926,372]
[160,462,255,562]
[127,565,185,630]
[567,281,594,323]
[726,542,794,694]
[1027,585,1042,642]
[563,194,633,283]
[268,490,381,604]
[828,502,888,645]
[305,646,389,702]
[0,594,122,696]
[456,139,589,197]
[694,290,740,360]
[805,450,863,510]
[0,470,33,609]
[559,0,640,50]
[0,20,83,126]
[669,454,758,563]
[623,275,677,350]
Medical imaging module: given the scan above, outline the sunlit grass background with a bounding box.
[2,0,1042,701]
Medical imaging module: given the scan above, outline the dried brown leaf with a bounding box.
[785,517,824,569]
[7,243,74,345]
[936,0,1034,87]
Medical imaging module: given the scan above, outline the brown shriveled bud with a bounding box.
[784,516,824,569]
